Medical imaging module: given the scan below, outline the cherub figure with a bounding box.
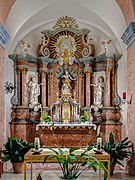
[61,70,76,81]
[101,39,112,53]
[20,40,31,53]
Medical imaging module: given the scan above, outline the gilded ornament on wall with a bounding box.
[54,34,77,65]
[53,16,79,29]
[37,16,95,61]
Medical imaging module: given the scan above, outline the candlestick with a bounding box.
[97,137,102,151]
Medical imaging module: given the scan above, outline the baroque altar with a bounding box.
[9,16,122,147]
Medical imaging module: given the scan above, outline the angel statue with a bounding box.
[20,40,31,53]
[61,70,76,81]
[101,39,111,54]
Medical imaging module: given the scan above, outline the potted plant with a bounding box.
[79,110,89,124]
[41,112,51,124]
[44,145,107,179]
[2,136,34,174]
[102,132,134,177]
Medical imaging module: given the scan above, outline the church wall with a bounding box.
[117,0,135,149]
[116,0,135,23]
[127,43,135,146]
[0,0,15,148]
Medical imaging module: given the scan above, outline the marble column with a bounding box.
[78,70,84,107]
[105,68,111,106]
[48,72,54,106]
[77,70,79,102]
[41,71,46,107]
[17,68,21,106]
[111,68,116,106]
[90,73,94,105]
[21,68,28,106]
[85,70,91,107]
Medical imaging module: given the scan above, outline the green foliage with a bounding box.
[2,137,34,163]
[44,145,107,179]
[41,112,51,124]
[102,132,134,177]
[80,110,88,123]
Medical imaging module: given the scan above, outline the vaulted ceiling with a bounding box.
[6,0,126,54]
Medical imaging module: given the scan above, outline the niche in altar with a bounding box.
[9,16,122,147]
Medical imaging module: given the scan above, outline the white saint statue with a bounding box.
[91,76,104,106]
[27,76,41,106]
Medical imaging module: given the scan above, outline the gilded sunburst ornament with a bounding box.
[53,16,79,29]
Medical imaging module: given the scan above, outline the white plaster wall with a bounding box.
[4,49,14,137]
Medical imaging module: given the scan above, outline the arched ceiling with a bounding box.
[6,0,126,54]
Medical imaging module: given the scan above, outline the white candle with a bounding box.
[97,137,102,150]
[34,137,40,149]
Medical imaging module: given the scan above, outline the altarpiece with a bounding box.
[9,16,122,147]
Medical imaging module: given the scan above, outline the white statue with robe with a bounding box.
[91,76,104,106]
[27,76,41,107]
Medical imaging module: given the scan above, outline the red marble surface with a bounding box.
[22,70,27,106]
[86,72,91,107]
[37,127,97,147]
[17,71,21,105]
[105,69,111,106]
[41,72,46,107]
[104,124,122,142]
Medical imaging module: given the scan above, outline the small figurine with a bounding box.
[36,173,42,180]
[20,40,31,53]
[101,39,112,53]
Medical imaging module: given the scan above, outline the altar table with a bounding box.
[24,148,110,180]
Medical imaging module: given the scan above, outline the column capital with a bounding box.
[48,72,54,78]
[78,71,84,78]
[85,70,92,76]
[105,67,112,73]
[21,68,28,74]
[39,71,46,77]
[16,68,22,74]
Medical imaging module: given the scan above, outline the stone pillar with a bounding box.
[90,72,94,105]
[78,70,84,107]
[77,70,79,102]
[17,68,21,106]
[85,70,91,107]
[41,71,46,107]
[21,68,28,106]
[111,68,116,106]
[105,68,111,106]
[121,22,135,154]
[48,72,54,106]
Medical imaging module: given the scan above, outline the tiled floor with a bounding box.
[0,163,135,180]
[1,170,135,180]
